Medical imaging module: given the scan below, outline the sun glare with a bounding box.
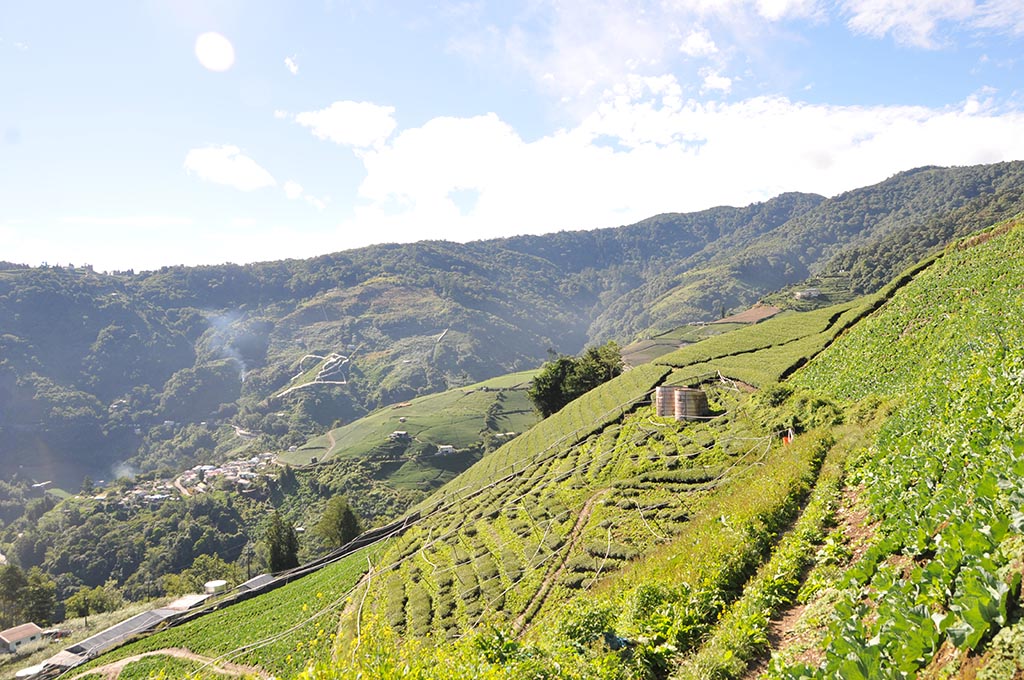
[195,32,235,72]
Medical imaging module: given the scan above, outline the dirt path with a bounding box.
[325,429,337,457]
[744,485,876,678]
[68,647,270,680]
[512,489,610,634]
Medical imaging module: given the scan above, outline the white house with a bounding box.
[0,622,43,654]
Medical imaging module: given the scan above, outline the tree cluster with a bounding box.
[0,564,56,627]
[528,342,624,418]
[264,511,299,573]
[64,580,124,625]
[316,496,362,549]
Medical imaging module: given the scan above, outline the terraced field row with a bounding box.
[347,378,772,643]
[653,267,938,386]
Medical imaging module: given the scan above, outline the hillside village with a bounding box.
[112,453,279,506]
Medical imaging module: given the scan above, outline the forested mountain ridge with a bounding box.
[0,191,814,489]
[589,161,1024,339]
[3,161,1024,494]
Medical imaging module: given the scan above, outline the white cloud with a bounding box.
[501,1,680,100]
[679,28,718,56]
[334,79,1024,249]
[974,0,1024,33]
[843,0,972,47]
[283,179,327,210]
[284,55,299,75]
[183,145,276,191]
[358,114,521,205]
[842,0,1024,47]
[459,1,833,107]
[701,70,733,93]
[292,101,397,149]
[755,0,820,21]
[455,0,1017,110]
[283,180,304,200]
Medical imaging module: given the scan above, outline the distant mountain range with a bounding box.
[2,160,1024,487]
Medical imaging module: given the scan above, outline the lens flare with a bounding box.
[195,32,235,72]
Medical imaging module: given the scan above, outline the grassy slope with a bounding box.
[279,371,539,466]
[620,322,745,366]
[74,546,379,678]
[761,217,1024,679]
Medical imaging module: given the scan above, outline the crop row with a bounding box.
[772,220,1024,677]
[311,412,833,679]
[656,302,856,369]
[348,379,777,644]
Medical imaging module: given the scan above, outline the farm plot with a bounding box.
[343,378,770,645]
[281,376,538,466]
[74,546,381,678]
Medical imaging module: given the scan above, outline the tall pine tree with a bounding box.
[265,511,299,572]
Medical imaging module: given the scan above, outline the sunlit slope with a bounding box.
[415,363,673,507]
[351,365,784,642]
[75,227,1011,680]
[325,296,913,648]
[87,297,883,673]
[765,217,1024,678]
[280,371,539,466]
[620,322,745,366]
[653,252,941,386]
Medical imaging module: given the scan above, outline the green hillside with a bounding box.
[70,215,1024,679]
[5,161,1024,495]
[9,165,1024,679]
[591,162,1024,341]
[280,371,538,467]
[0,369,540,606]
[70,261,922,677]
[767,218,1024,679]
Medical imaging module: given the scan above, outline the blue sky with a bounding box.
[2,0,1023,272]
